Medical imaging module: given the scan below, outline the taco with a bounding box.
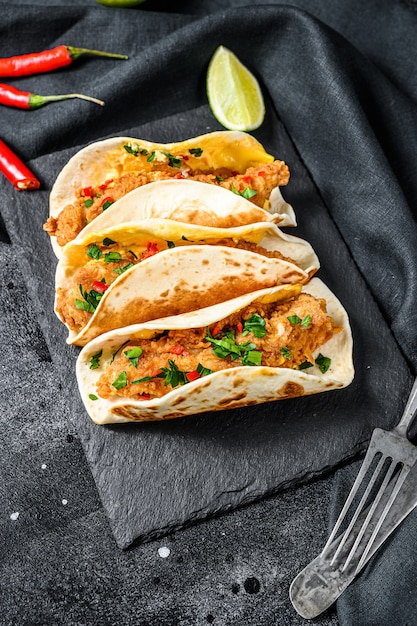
[55,217,319,346]
[44,131,295,256]
[76,278,354,424]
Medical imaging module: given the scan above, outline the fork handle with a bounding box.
[395,377,417,438]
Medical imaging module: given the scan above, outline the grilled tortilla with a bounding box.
[44,131,295,257]
[76,278,354,424]
[55,217,319,346]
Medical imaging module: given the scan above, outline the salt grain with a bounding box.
[10,512,19,521]
[158,546,170,558]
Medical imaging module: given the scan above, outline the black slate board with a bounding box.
[0,103,412,549]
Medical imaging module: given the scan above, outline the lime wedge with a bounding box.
[206,46,265,131]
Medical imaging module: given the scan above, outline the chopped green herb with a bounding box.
[215,175,224,182]
[301,314,311,329]
[88,394,99,401]
[164,152,182,168]
[196,363,213,377]
[75,285,102,313]
[189,147,203,157]
[124,346,143,367]
[102,237,116,246]
[102,200,114,211]
[281,346,292,360]
[89,349,103,370]
[241,186,258,199]
[147,151,156,162]
[104,251,122,263]
[84,198,94,208]
[132,376,154,384]
[299,361,313,370]
[110,340,130,364]
[87,243,102,260]
[166,240,176,249]
[287,315,302,326]
[242,350,262,366]
[124,143,149,157]
[315,353,331,374]
[112,371,128,390]
[205,329,259,363]
[242,314,267,338]
[157,359,189,387]
[114,262,135,275]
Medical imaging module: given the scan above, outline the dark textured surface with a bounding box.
[1,1,417,624]
[1,103,412,551]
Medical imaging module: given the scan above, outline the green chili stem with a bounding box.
[67,46,129,61]
[29,93,105,109]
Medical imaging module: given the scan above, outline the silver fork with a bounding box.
[290,376,417,619]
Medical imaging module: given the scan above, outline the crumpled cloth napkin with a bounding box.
[3,2,417,624]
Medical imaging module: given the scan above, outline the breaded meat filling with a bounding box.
[94,293,339,401]
[44,158,289,247]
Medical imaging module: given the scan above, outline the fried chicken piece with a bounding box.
[43,160,290,247]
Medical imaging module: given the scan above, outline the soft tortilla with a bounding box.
[49,132,295,258]
[56,218,320,345]
[76,278,354,424]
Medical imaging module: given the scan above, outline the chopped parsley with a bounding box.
[88,394,99,401]
[231,186,257,199]
[112,371,128,390]
[299,361,313,370]
[124,346,143,367]
[102,237,117,246]
[84,198,94,208]
[110,340,130,364]
[113,262,135,275]
[75,285,103,313]
[164,152,182,168]
[104,251,122,263]
[101,200,114,211]
[205,329,262,366]
[287,314,311,329]
[242,314,267,338]
[123,143,149,157]
[89,349,103,370]
[281,346,292,360]
[147,151,156,162]
[315,353,331,374]
[189,147,203,157]
[87,243,102,260]
[166,240,176,249]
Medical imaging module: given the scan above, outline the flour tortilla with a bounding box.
[76,278,354,424]
[56,218,319,346]
[49,132,295,258]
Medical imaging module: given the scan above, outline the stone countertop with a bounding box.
[0,238,339,624]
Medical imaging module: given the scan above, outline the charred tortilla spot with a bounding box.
[160,289,169,298]
[278,381,304,398]
[218,392,247,405]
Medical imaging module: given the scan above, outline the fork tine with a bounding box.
[342,457,397,571]
[330,454,386,565]
[321,434,380,558]
[355,461,410,573]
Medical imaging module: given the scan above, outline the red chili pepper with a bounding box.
[151,369,163,377]
[99,179,114,190]
[236,322,243,333]
[242,175,252,183]
[0,45,128,78]
[0,83,104,110]
[175,172,185,179]
[92,280,108,294]
[0,138,40,190]
[169,345,185,355]
[100,196,114,207]
[211,324,222,337]
[138,393,151,400]
[141,242,159,260]
[186,370,201,382]
[82,186,94,197]
[258,170,265,177]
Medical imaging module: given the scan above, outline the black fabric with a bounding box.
[2,2,417,625]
